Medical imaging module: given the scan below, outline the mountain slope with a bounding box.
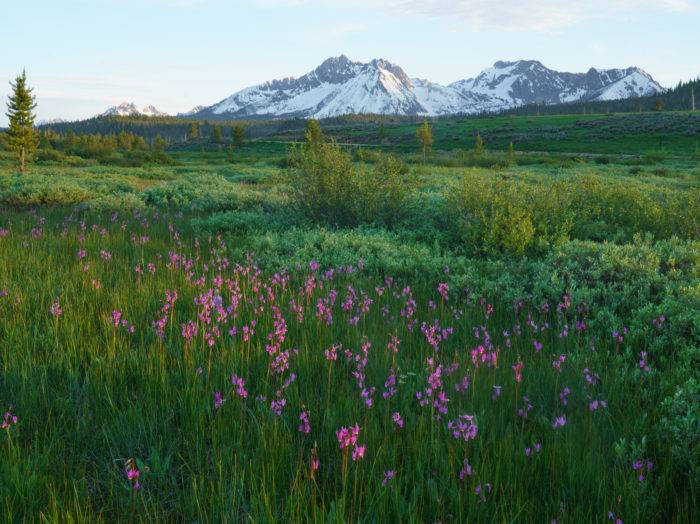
[196,57,664,119]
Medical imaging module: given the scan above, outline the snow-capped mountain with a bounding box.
[100,102,169,117]
[450,60,663,110]
[196,56,664,119]
[37,118,67,126]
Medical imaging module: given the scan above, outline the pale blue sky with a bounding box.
[1,0,699,125]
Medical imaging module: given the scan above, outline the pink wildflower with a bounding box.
[298,410,310,434]
[382,470,395,486]
[1,411,18,430]
[50,300,62,319]
[512,360,523,384]
[351,445,366,461]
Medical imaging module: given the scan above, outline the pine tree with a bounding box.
[210,124,222,143]
[474,132,485,155]
[132,135,148,150]
[378,122,386,141]
[188,122,200,140]
[692,87,696,112]
[5,70,39,171]
[507,142,516,166]
[232,124,245,148]
[64,129,76,151]
[226,144,234,163]
[416,121,433,161]
[153,134,166,153]
[39,130,51,149]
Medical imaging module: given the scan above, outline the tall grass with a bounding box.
[0,209,695,521]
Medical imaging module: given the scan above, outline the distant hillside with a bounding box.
[40,115,301,143]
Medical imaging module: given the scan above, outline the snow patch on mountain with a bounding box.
[178,105,206,117]
[100,102,169,117]
[592,69,661,101]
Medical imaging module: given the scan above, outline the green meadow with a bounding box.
[0,111,698,521]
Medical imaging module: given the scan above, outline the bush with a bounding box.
[191,209,293,236]
[78,192,147,212]
[35,148,66,163]
[642,150,668,164]
[446,174,573,255]
[352,147,382,163]
[424,150,510,169]
[0,171,137,207]
[659,378,700,489]
[142,173,261,211]
[446,172,700,254]
[289,140,413,227]
[0,176,91,206]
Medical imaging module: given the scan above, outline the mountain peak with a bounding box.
[200,56,664,119]
[312,55,360,84]
[320,54,353,67]
[493,59,546,69]
[177,105,206,117]
[100,102,168,118]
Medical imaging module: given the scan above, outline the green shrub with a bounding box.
[446,174,573,255]
[0,172,136,207]
[446,172,700,254]
[352,147,382,163]
[78,192,147,212]
[642,150,668,164]
[0,176,91,206]
[289,140,413,227]
[142,173,261,211]
[191,209,294,236]
[35,148,66,163]
[658,377,700,489]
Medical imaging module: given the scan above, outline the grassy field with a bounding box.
[260,111,700,157]
[0,113,698,521]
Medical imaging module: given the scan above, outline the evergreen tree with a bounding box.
[474,132,485,155]
[132,135,148,150]
[153,134,166,153]
[64,129,76,151]
[226,144,234,163]
[189,122,200,140]
[117,131,133,150]
[39,130,52,149]
[304,119,324,149]
[416,121,433,161]
[378,122,386,141]
[507,142,516,166]
[5,70,39,171]
[210,124,222,143]
[232,124,245,148]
